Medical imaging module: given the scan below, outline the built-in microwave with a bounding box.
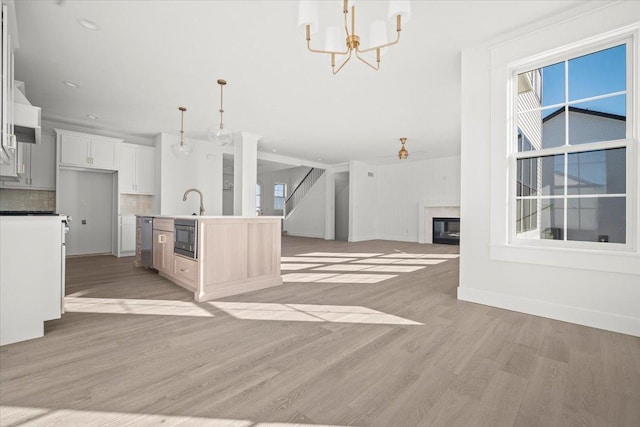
[174,219,197,259]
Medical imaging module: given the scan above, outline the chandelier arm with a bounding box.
[357,31,401,54]
[355,49,380,71]
[307,40,349,56]
[332,49,353,75]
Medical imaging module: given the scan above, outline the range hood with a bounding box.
[13,80,41,144]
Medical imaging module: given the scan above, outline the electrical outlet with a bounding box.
[81,219,87,225]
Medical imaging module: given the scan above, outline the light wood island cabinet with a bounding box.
[137,216,281,301]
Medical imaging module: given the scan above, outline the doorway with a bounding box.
[334,172,349,241]
[59,169,114,255]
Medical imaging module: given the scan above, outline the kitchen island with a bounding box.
[136,215,281,301]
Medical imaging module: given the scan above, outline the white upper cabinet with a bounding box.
[0,134,55,190]
[118,142,155,195]
[56,129,120,171]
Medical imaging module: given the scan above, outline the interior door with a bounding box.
[58,169,114,255]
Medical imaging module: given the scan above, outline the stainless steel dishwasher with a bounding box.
[140,216,153,268]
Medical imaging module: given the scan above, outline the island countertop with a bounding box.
[137,214,283,220]
[135,215,282,301]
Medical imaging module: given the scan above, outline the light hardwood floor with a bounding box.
[1,237,639,426]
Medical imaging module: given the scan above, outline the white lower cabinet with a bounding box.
[119,215,136,255]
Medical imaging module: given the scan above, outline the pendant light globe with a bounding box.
[209,79,233,146]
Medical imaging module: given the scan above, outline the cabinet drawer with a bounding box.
[174,255,197,283]
[153,218,174,232]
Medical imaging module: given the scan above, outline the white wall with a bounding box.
[257,166,309,217]
[335,172,349,241]
[376,156,461,242]
[284,173,326,239]
[349,161,378,242]
[459,2,640,336]
[157,133,223,216]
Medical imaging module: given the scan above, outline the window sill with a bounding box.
[489,243,640,275]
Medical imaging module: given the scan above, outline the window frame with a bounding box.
[507,34,637,252]
[273,182,286,211]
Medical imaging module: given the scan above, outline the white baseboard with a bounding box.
[376,234,418,243]
[457,286,640,337]
[349,235,379,242]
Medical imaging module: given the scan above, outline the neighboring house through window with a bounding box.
[512,40,633,247]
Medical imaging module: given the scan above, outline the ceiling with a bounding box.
[14,0,588,165]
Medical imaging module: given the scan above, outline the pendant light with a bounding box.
[208,79,233,145]
[398,137,408,160]
[171,107,192,159]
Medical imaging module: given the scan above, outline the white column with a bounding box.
[233,131,260,217]
[324,168,335,240]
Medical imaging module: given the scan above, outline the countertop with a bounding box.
[136,214,283,220]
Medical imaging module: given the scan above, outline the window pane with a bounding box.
[567,148,626,195]
[516,157,538,197]
[516,198,538,234]
[542,61,565,107]
[568,95,626,145]
[567,197,625,243]
[540,154,564,196]
[540,198,564,240]
[518,107,565,150]
[568,44,626,101]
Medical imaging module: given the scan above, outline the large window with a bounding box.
[513,41,632,246]
[274,183,286,210]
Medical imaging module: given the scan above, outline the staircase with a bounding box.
[284,168,325,218]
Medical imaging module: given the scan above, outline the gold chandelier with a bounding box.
[298,0,411,74]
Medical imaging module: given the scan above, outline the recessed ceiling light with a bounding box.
[78,18,100,31]
[63,80,79,88]
[86,114,98,120]
[272,149,277,153]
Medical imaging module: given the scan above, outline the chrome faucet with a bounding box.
[183,188,205,216]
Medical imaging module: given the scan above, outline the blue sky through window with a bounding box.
[541,44,626,116]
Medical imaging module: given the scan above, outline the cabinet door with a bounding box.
[89,138,116,170]
[118,144,136,194]
[135,146,155,195]
[152,230,164,270]
[162,231,175,276]
[60,134,90,166]
[29,135,55,190]
[121,222,136,253]
[0,142,28,188]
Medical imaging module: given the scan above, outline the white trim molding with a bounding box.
[418,200,460,244]
[458,286,640,337]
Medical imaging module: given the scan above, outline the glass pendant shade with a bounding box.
[368,20,388,56]
[172,106,191,159]
[298,0,319,34]
[209,125,233,146]
[325,26,343,52]
[388,0,411,24]
[171,141,192,159]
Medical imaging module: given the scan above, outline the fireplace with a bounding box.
[432,217,460,245]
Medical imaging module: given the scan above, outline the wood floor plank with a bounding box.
[0,236,638,426]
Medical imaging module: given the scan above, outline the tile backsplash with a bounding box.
[0,189,56,211]
[120,194,153,215]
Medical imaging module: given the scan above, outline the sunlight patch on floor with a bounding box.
[362,265,425,272]
[298,252,384,257]
[282,273,396,284]
[281,257,357,263]
[311,264,375,272]
[209,302,422,325]
[65,297,215,317]
[350,258,403,264]
[381,253,460,259]
[394,259,447,265]
[280,263,323,271]
[0,406,351,427]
